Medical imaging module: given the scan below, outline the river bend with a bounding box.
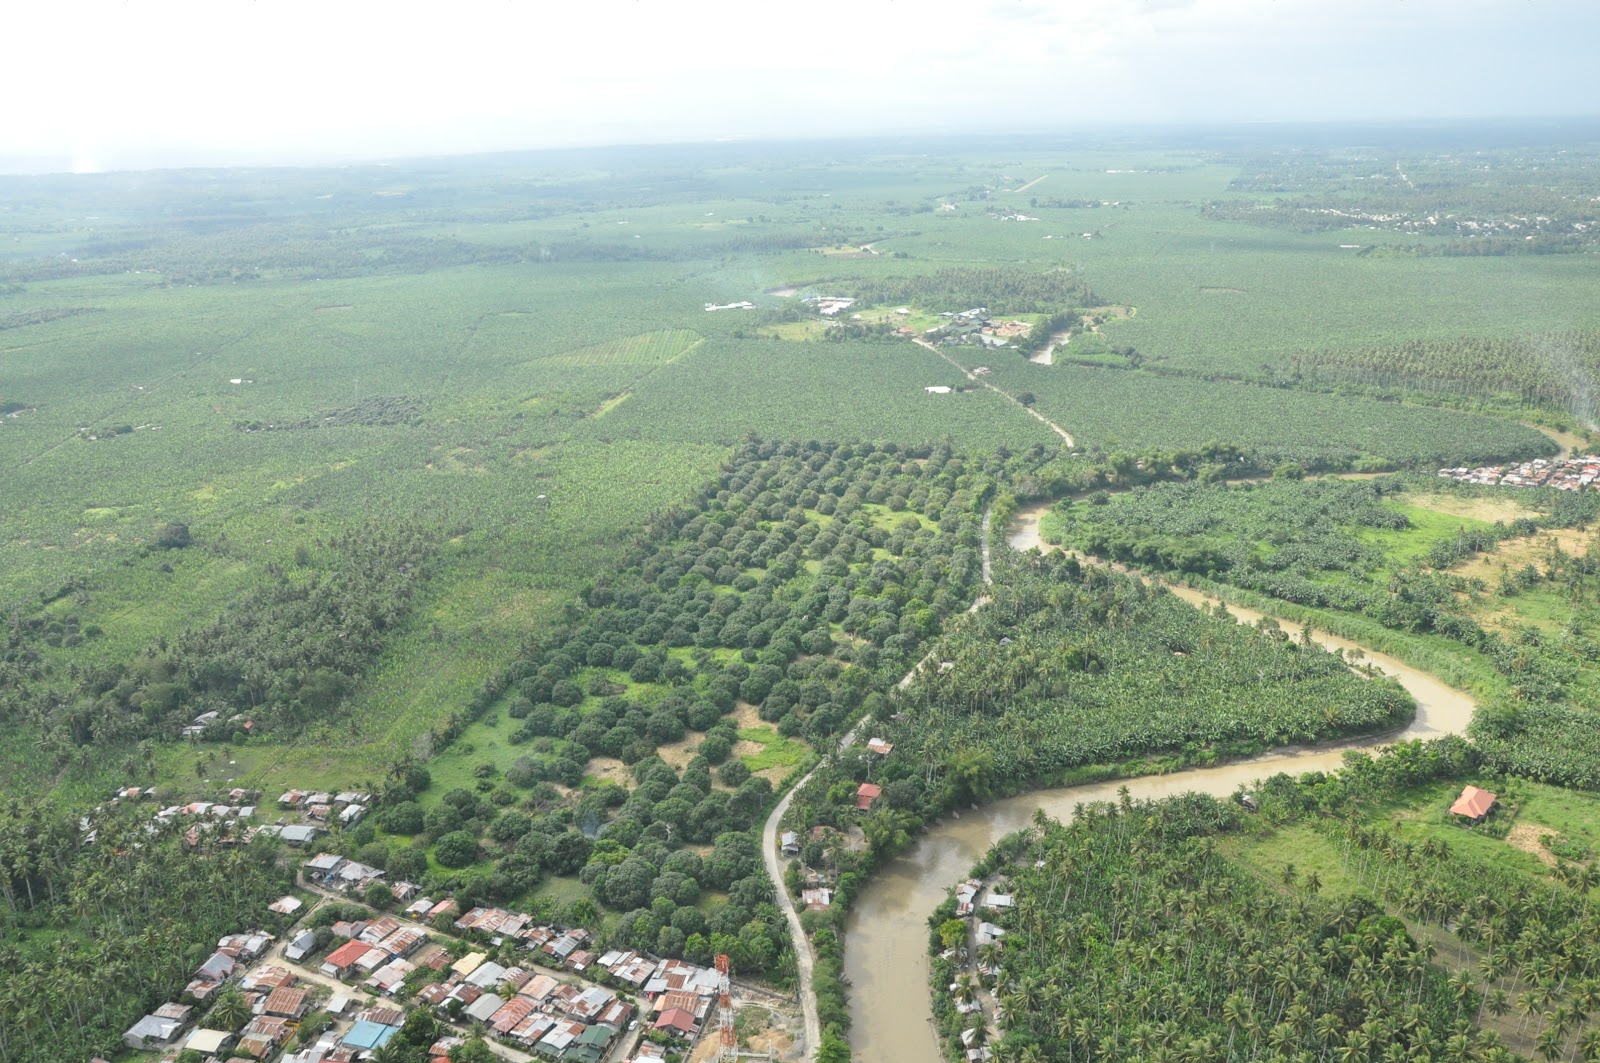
[842,503,1477,1063]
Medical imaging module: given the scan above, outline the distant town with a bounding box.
[1437,455,1600,490]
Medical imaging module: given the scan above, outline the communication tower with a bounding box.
[717,952,737,1062]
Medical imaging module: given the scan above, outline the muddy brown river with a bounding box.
[842,503,1478,1063]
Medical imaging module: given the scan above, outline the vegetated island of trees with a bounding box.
[892,549,1413,794]
[848,266,1101,316]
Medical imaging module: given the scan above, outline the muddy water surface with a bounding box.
[843,502,1477,1063]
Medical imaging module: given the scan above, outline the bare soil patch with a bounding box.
[687,1005,797,1062]
[1506,821,1559,866]
[751,764,789,787]
[1408,492,1535,525]
[583,756,633,788]
[1533,423,1593,454]
[1454,528,1592,584]
[731,737,766,759]
[654,734,700,771]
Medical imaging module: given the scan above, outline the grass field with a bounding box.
[1227,776,1600,898]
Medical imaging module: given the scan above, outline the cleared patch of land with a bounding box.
[538,328,702,367]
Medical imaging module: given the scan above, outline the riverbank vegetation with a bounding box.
[787,542,1412,822]
[1044,476,1600,790]
[884,549,1412,800]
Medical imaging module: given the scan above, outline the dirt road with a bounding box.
[914,338,1074,446]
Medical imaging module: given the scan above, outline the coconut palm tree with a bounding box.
[207,987,250,1032]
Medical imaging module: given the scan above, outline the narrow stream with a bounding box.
[843,502,1478,1063]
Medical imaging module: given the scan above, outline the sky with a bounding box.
[3,0,1597,173]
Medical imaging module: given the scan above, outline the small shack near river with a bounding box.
[1449,785,1497,824]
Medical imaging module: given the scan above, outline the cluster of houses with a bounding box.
[304,852,389,896]
[110,783,364,852]
[704,300,755,312]
[182,708,254,738]
[772,735,893,912]
[123,928,308,1059]
[186,930,275,1001]
[778,830,837,911]
[317,914,431,994]
[414,953,634,1061]
[146,788,260,823]
[925,310,1033,349]
[280,789,370,828]
[1437,455,1600,491]
[940,879,1021,1063]
[453,905,595,960]
[439,904,730,1049]
[280,1000,437,1063]
[952,879,1013,920]
[803,295,856,316]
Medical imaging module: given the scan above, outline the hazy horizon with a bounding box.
[5,0,1598,176]
[7,114,1600,179]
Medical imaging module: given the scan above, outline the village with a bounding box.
[115,855,764,1063]
[789,293,1039,358]
[1437,454,1600,490]
[934,874,1015,1063]
[102,784,786,1063]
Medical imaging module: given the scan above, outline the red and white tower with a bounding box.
[716,952,737,1062]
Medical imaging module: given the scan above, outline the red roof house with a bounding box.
[1449,785,1498,822]
[856,783,882,812]
[321,939,373,978]
[653,1008,698,1037]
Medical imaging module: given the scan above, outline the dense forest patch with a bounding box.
[944,737,1600,1062]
